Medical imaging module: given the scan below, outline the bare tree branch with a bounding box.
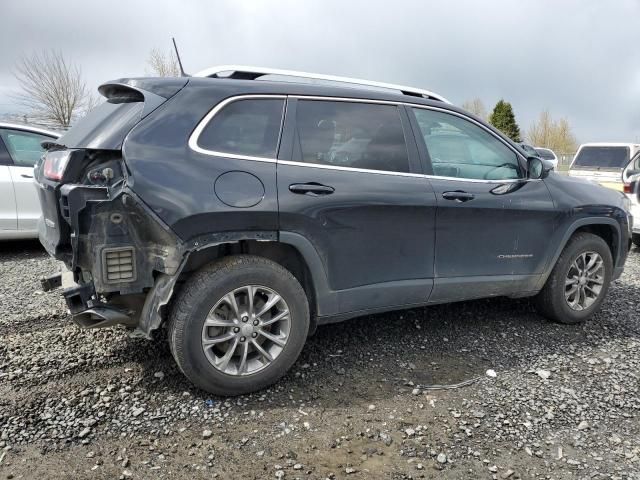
[461,98,488,121]
[146,48,180,77]
[527,110,578,153]
[13,50,90,129]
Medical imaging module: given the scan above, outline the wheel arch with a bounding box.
[135,232,333,339]
[539,217,621,289]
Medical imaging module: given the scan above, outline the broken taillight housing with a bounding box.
[43,150,71,181]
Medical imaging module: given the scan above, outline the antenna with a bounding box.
[172,37,188,77]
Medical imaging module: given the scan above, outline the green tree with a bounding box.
[489,99,521,142]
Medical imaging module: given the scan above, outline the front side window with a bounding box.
[0,129,52,167]
[295,100,410,173]
[197,98,285,158]
[412,108,522,180]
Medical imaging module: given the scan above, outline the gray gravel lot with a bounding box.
[0,241,639,479]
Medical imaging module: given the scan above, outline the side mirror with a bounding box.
[527,156,551,179]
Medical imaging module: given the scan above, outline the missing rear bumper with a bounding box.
[62,281,135,329]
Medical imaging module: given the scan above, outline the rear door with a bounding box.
[277,97,437,315]
[408,106,557,302]
[0,128,54,232]
[0,137,17,231]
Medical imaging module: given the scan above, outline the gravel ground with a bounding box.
[1,240,639,479]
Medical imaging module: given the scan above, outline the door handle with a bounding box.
[442,191,475,202]
[289,183,335,196]
[21,174,34,179]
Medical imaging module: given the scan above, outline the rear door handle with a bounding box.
[21,174,34,179]
[442,191,475,202]
[289,183,335,196]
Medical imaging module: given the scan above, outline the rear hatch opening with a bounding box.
[35,78,189,328]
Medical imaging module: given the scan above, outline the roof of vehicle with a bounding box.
[577,143,640,148]
[192,65,451,103]
[0,122,60,138]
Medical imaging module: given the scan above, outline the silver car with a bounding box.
[0,123,59,239]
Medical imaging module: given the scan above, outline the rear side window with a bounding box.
[0,129,52,167]
[198,98,285,158]
[573,146,630,168]
[294,100,410,173]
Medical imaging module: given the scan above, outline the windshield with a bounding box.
[535,148,556,160]
[573,146,630,168]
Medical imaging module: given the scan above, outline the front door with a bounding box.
[0,128,53,232]
[277,98,437,315]
[408,106,557,302]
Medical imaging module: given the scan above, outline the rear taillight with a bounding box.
[623,183,632,194]
[43,151,71,181]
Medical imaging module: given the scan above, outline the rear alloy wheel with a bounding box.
[534,233,613,324]
[201,285,291,376]
[169,255,309,395]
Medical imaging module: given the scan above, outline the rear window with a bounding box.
[197,98,285,158]
[535,148,556,160]
[520,144,538,155]
[58,100,144,149]
[573,146,630,168]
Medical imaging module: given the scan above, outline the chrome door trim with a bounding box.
[188,93,530,184]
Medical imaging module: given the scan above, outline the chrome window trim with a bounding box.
[0,122,60,138]
[278,159,424,178]
[277,159,525,183]
[188,94,529,184]
[193,65,450,103]
[188,94,286,163]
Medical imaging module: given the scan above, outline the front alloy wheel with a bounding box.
[564,251,605,311]
[534,232,613,324]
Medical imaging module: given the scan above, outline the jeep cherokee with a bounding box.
[36,66,633,395]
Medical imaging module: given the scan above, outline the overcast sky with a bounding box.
[1,0,639,142]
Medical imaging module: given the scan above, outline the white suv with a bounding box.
[623,158,640,247]
[0,123,59,240]
[569,143,640,192]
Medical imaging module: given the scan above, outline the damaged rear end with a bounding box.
[36,78,188,336]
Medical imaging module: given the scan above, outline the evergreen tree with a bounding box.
[489,100,521,142]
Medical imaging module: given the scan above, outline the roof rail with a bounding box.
[193,65,450,103]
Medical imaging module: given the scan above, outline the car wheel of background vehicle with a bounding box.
[168,255,309,396]
[633,234,640,248]
[534,232,613,324]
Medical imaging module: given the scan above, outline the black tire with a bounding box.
[168,255,309,396]
[633,233,640,248]
[534,233,613,324]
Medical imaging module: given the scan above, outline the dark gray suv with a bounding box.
[36,66,633,395]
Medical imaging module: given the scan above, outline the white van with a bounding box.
[568,143,640,192]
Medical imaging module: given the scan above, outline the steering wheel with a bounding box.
[483,163,519,180]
